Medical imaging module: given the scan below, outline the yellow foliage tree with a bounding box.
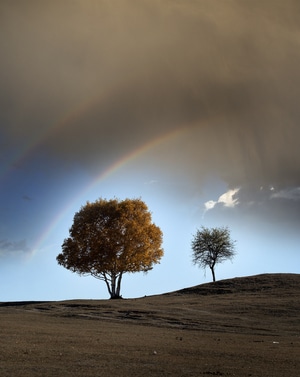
[56,198,163,299]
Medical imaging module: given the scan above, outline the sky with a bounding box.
[1,0,299,301]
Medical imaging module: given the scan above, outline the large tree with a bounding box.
[191,226,236,282]
[57,198,163,299]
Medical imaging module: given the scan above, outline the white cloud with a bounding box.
[203,187,240,214]
[144,180,158,185]
[218,188,240,207]
[204,200,217,211]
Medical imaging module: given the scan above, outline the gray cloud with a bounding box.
[0,239,29,257]
[200,185,300,241]
[1,0,300,190]
[271,187,300,201]
[22,195,32,202]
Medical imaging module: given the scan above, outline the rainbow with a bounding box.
[1,94,107,183]
[29,125,190,258]
[15,90,214,260]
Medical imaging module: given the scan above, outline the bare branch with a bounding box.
[191,226,236,282]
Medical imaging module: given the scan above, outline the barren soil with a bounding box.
[1,273,299,376]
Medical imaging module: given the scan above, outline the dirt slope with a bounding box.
[0,273,299,376]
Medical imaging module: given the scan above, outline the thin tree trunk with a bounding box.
[103,274,112,297]
[116,273,123,298]
[110,273,117,299]
[210,267,216,282]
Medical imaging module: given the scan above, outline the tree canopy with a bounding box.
[191,226,236,282]
[56,198,163,298]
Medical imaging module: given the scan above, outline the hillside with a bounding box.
[0,273,299,376]
[173,273,300,295]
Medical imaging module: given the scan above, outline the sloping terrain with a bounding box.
[0,274,299,376]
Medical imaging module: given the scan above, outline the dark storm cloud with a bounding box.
[1,1,300,189]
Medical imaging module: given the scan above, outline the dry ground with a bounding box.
[0,273,299,376]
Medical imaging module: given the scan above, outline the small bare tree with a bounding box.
[191,226,236,282]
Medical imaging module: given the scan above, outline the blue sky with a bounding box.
[1,1,299,301]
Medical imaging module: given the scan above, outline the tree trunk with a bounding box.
[110,273,123,299]
[116,273,123,298]
[210,267,216,282]
[103,274,112,297]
